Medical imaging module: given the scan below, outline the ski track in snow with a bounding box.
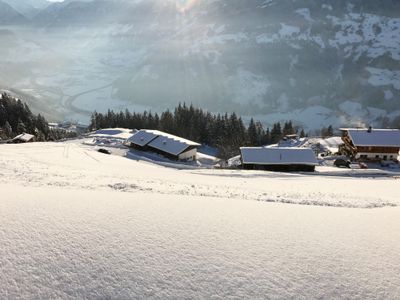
[0,141,399,209]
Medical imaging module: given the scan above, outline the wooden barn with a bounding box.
[127,130,200,161]
[340,128,400,161]
[10,133,35,143]
[240,147,318,172]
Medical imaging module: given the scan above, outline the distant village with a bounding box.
[1,92,400,173]
[113,127,400,172]
[65,126,400,173]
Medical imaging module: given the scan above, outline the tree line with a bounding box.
[0,93,76,141]
[89,103,307,158]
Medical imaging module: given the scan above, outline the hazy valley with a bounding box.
[0,0,399,130]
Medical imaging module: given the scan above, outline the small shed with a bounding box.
[127,130,201,161]
[11,133,35,143]
[240,147,318,172]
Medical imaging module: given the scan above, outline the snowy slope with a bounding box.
[1,140,399,208]
[1,140,400,298]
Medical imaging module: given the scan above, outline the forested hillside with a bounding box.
[0,93,76,141]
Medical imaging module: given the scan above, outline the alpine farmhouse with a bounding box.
[340,128,400,161]
[240,147,318,172]
[127,129,200,161]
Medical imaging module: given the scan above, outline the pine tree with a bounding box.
[254,121,265,145]
[321,125,334,138]
[283,121,294,136]
[270,122,282,143]
[327,125,333,137]
[160,110,175,133]
[16,119,26,134]
[3,121,12,137]
[90,111,98,130]
[247,118,258,145]
[262,127,271,145]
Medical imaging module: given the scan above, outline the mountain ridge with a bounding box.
[0,0,28,24]
[0,0,399,129]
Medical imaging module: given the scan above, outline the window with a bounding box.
[375,155,380,159]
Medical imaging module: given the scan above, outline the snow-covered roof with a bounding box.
[278,137,305,148]
[127,130,159,146]
[343,128,400,147]
[89,128,137,140]
[128,130,201,156]
[13,133,35,142]
[322,136,344,147]
[148,135,197,156]
[240,147,318,165]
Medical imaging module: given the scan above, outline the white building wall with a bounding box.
[356,152,399,161]
[178,148,197,161]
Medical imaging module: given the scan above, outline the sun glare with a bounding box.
[175,0,200,14]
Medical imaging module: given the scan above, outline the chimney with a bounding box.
[367,126,372,133]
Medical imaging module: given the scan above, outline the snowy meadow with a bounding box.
[1,140,400,299]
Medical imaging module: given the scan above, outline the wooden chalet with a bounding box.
[10,133,35,143]
[240,147,318,172]
[340,127,400,161]
[127,130,200,161]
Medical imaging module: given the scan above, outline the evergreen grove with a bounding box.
[89,103,312,159]
[0,93,76,141]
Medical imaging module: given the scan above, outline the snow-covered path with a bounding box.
[1,141,400,298]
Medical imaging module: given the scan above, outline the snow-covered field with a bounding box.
[1,140,400,298]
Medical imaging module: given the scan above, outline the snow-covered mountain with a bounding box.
[0,0,399,129]
[0,0,27,24]
[1,0,49,19]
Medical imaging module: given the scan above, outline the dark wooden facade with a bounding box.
[356,146,399,154]
[242,163,315,172]
[129,142,196,161]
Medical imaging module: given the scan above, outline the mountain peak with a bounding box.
[0,0,27,24]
